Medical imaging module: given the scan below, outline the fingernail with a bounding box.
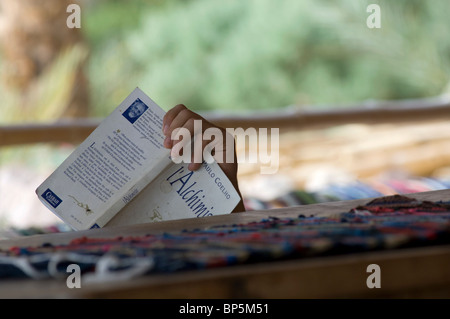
[163,124,169,135]
[164,136,172,148]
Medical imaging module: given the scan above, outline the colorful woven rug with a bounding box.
[1,195,450,281]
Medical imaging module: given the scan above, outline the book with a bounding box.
[35,88,241,230]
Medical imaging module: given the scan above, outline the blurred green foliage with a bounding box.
[84,0,450,115]
[2,0,450,119]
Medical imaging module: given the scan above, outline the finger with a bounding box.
[163,135,172,149]
[169,116,201,161]
[202,126,230,163]
[168,108,201,138]
[171,119,213,168]
[188,162,203,171]
[187,138,221,171]
[170,116,196,147]
[188,127,229,170]
[163,109,193,149]
[163,104,187,135]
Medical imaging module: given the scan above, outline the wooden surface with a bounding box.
[1,189,450,298]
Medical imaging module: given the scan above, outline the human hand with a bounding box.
[162,104,245,213]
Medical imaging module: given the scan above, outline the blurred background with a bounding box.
[1,0,450,235]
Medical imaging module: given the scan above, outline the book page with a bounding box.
[106,160,240,226]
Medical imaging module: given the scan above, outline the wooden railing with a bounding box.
[2,95,450,147]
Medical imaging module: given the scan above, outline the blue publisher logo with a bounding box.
[42,188,62,208]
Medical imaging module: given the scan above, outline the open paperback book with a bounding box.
[36,88,241,230]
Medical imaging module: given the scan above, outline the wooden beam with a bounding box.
[205,96,450,130]
[2,96,450,147]
[0,119,100,147]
